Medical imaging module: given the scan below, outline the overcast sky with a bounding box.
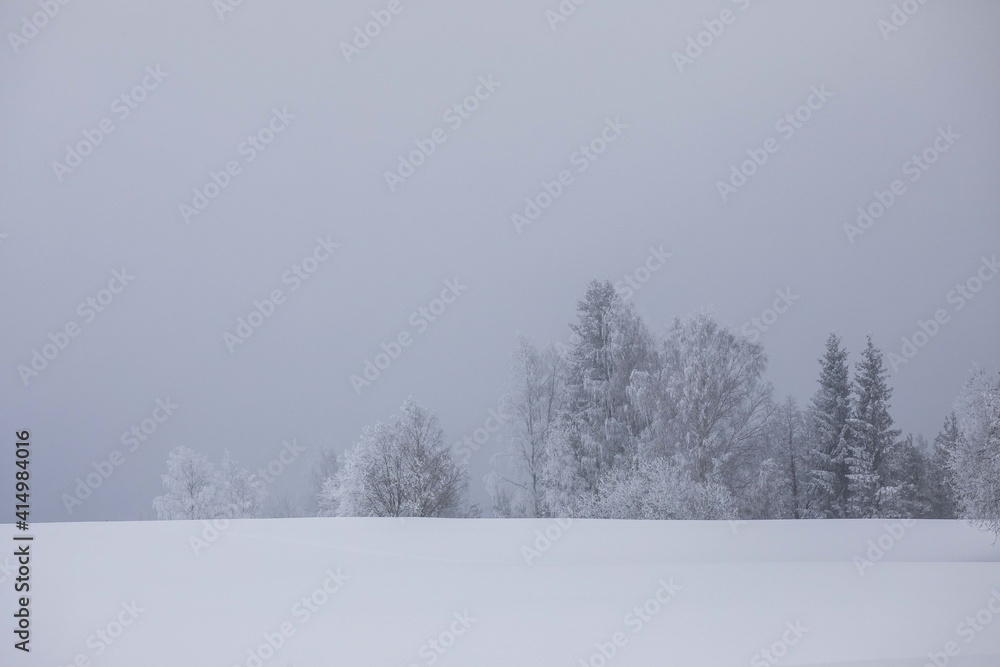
[2,0,998,521]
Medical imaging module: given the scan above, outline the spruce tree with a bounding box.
[804,334,852,518]
[886,434,931,518]
[927,413,960,518]
[845,335,902,518]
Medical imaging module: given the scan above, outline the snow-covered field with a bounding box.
[9,519,1000,666]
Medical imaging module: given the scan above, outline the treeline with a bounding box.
[151,280,999,532]
[486,280,995,527]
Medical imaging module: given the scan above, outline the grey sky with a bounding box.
[2,0,998,521]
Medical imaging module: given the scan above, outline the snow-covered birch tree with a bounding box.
[949,368,1000,534]
[487,335,566,517]
[320,398,472,518]
[153,446,219,520]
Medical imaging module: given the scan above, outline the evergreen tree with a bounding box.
[547,280,654,504]
[804,334,852,518]
[776,397,807,518]
[845,335,902,518]
[886,434,931,518]
[927,413,960,518]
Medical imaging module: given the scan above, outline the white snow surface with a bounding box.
[7,519,1000,666]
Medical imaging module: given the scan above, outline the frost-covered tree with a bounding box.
[804,334,852,518]
[949,368,1000,534]
[153,447,268,520]
[306,446,340,516]
[886,434,931,518]
[538,416,596,514]
[845,335,903,518]
[487,335,566,517]
[570,458,737,520]
[320,423,399,517]
[926,413,960,519]
[771,397,808,518]
[217,450,268,519]
[656,311,773,487]
[738,458,790,520]
[316,473,344,517]
[320,399,472,518]
[541,280,655,509]
[153,446,219,520]
[566,280,654,462]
